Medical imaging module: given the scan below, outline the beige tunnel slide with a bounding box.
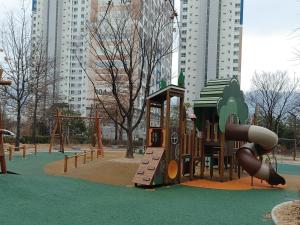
[225,124,286,185]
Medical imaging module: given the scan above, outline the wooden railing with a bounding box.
[6,144,37,160]
[63,148,101,173]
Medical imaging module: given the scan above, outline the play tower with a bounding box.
[133,85,185,186]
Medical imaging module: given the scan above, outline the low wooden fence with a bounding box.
[64,148,102,173]
[6,144,37,160]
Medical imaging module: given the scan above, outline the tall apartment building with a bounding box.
[178,0,244,103]
[91,0,173,139]
[31,0,172,119]
[31,0,92,115]
[31,0,173,138]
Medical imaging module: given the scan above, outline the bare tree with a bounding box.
[79,2,174,158]
[247,71,300,132]
[29,38,56,143]
[0,7,32,148]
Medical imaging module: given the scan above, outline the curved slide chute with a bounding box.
[225,124,286,185]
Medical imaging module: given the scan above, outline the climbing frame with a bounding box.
[132,147,165,186]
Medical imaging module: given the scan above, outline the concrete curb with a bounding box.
[271,200,298,225]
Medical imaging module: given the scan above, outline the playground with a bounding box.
[0,78,299,225]
[0,149,298,225]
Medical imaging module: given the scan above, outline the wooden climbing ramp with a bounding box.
[132,147,165,186]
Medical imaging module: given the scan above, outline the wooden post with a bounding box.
[229,154,233,180]
[49,109,60,153]
[200,113,206,178]
[95,111,103,157]
[190,119,196,180]
[8,146,12,161]
[83,151,87,164]
[61,133,64,153]
[64,155,68,173]
[164,90,171,184]
[178,95,184,183]
[189,134,194,180]
[91,150,94,161]
[22,145,26,158]
[34,144,37,155]
[74,153,78,168]
[146,99,151,148]
[220,133,225,181]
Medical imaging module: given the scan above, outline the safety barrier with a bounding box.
[6,144,37,160]
[64,148,101,173]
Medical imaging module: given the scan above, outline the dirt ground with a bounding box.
[11,143,294,190]
[44,150,300,191]
[45,150,143,186]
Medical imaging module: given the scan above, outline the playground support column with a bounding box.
[178,95,184,183]
[95,111,103,157]
[164,90,171,184]
[146,100,150,148]
[200,113,205,178]
[220,133,225,181]
[189,118,196,180]
[49,109,61,153]
[160,103,164,128]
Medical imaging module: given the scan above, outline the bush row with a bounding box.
[4,136,51,144]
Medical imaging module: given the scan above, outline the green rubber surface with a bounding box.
[277,163,300,176]
[0,153,297,225]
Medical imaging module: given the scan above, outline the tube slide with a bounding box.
[225,124,286,185]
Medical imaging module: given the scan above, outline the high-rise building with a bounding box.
[88,0,173,139]
[31,0,92,115]
[178,0,244,103]
[31,0,173,139]
[31,0,172,119]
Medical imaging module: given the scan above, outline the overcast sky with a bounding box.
[1,0,300,91]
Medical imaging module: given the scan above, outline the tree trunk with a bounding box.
[15,102,21,148]
[31,93,39,144]
[126,121,134,158]
[114,120,118,143]
[119,127,123,141]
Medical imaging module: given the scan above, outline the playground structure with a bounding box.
[133,78,286,187]
[133,85,185,186]
[49,109,103,156]
[0,68,12,173]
